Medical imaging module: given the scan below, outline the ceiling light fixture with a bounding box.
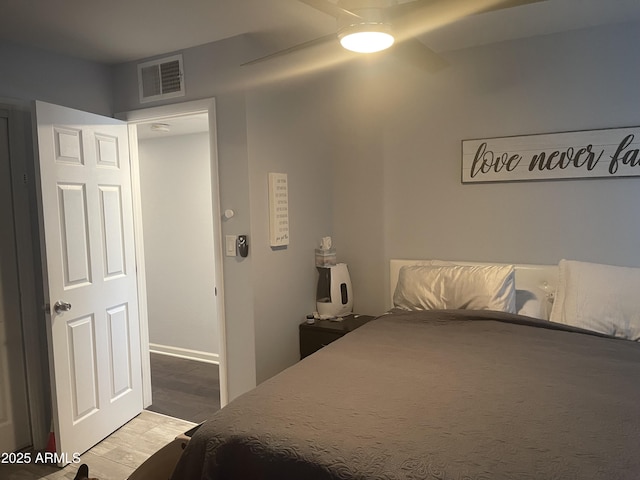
[339,23,395,53]
[337,6,395,54]
[150,123,171,133]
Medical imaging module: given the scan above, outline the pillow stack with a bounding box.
[392,258,640,342]
[550,259,640,341]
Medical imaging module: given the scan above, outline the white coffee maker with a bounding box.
[316,263,353,318]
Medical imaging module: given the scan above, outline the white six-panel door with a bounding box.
[34,101,143,459]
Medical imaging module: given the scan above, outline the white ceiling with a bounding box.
[136,113,209,140]
[1,0,640,65]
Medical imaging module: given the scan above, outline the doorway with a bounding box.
[134,113,221,422]
[120,98,228,415]
[125,101,227,422]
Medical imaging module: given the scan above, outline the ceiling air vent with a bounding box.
[137,54,185,103]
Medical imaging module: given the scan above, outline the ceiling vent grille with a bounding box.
[137,54,185,103]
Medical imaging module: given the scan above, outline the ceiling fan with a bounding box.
[243,0,545,71]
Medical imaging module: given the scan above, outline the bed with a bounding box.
[171,259,640,480]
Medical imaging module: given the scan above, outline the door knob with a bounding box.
[54,300,72,314]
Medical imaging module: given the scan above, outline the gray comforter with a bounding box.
[171,310,640,480]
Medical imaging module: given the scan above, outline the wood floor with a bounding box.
[0,411,195,480]
[146,352,221,423]
[1,354,220,479]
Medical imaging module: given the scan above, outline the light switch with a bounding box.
[225,235,237,257]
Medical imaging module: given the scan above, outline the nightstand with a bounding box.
[299,314,376,359]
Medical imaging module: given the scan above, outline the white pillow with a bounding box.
[393,264,516,313]
[516,290,543,319]
[550,259,640,340]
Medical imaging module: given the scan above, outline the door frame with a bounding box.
[2,102,49,450]
[118,98,228,407]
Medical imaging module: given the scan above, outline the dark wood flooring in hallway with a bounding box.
[146,352,221,424]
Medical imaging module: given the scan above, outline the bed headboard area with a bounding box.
[389,259,558,320]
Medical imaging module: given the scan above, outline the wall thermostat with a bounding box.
[237,235,248,257]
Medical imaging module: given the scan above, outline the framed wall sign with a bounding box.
[462,126,640,183]
[268,172,289,247]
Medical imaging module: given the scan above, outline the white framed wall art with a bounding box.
[268,172,289,247]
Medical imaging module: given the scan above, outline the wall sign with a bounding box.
[268,172,289,247]
[462,126,640,183]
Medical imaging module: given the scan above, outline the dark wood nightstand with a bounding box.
[299,314,376,359]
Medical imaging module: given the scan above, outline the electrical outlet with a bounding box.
[225,235,237,257]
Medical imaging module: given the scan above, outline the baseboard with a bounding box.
[149,343,219,365]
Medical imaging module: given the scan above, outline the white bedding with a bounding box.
[389,259,558,320]
[393,264,516,313]
[550,259,640,340]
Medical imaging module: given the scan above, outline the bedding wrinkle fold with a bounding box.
[172,310,640,480]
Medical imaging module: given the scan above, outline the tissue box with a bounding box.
[315,248,336,267]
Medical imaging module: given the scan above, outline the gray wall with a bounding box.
[113,35,335,390]
[114,37,260,398]
[115,21,640,389]
[0,40,114,115]
[0,41,115,445]
[0,114,31,450]
[245,82,335,383]
[332,21,640,315]
[9,17,640,399]
[138,132,219,358]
